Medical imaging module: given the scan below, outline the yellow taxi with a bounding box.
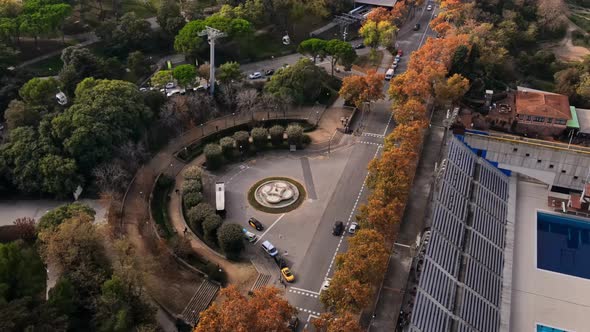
[281,267,295,282]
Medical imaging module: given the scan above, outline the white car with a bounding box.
[248,72,262,79]
[166,88,185,97]
[348,222,358,234]
[165,82,175,89]
[426,4,433,11]
[321,279,331,292]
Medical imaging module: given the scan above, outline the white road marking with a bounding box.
[358,141,383,147]
[395,242,412,248]
[289,287,320,295]
[383,111,393,136]
[418,5,438,48]
[226,165,249,185]
[254,213,285,244]
[296,307,321,316]
[362,132,384,138]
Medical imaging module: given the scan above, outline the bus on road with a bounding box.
[215,182,225,217]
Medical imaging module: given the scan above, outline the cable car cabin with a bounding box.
[215,182,225,217]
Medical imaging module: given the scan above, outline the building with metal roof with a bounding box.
[354,0,397,7]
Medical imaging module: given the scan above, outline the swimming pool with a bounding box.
[537,211,590,279]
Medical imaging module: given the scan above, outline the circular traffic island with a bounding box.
[248,177,306,214]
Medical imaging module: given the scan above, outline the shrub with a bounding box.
[269,125,285,146]
[183,191,203,210]
[204,143,223,170]
[219,136,236,160]
[302,134,312,145]
[233,130,250,150]
[182,179,202,193]
[217,223,244,260]
[204,262,227,285]
[202,214,222,245]
[186,203,216,234]
[183,166,202,180]
[286,124,304,146]
[251,127,268,148]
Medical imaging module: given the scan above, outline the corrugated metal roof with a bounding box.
[354,0,397,7]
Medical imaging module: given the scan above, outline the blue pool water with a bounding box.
[537,211,590,279]
[537,323,569,332]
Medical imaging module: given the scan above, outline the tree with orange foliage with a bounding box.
[358,191,404,242]
[386,121,425,153]
[320,229,389,313]
[339,70,385,108]
[366,7,393,22]
[389,70,431,103]
[196,286,296,332]
[393,98,427,124]
[390,1,409,25]
[313,312,363,332]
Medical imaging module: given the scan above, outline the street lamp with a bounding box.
[232,112,236,126]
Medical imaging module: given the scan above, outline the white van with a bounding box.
[385,68,395,81]
[261,240,278,257]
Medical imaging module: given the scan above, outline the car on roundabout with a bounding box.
[249,217,264,231]
[281,267,295,282]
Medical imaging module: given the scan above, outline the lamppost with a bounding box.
[198,26,227,95]
[232,112,236,126]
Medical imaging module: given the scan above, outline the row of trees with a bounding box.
[320,2,473,319]
[204,124,306,170]
[182,166,245,259]
[297,38,357,75]
[1,203,156,331]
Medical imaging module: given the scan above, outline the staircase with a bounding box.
[181,280,220,325]
[250,273,271,292]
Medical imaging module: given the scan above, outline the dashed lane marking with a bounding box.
[358,141,383,147]
[296,307,321,316]
[383,111,393,136]
[324,146,382,281]
[288,289,319,299]
[362,132,384,138]
[289,287,319,295]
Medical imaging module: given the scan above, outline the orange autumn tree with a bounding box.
[394,98,428,124]
[320,229,389,313]
[386,121,426,153]
[313,312,363,332]
[366,7,393,22]
[196,286,296,332]
[434,73,470,105]
[339,70,385,108]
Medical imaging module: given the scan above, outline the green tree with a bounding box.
[157,0,185,36]
[204,143,223,170]
[0,240,46,302]
[269,125,285,146]
[232,130,250,150]
[325,39,357,76]
[51,79,152,174]
[217,223,244,260]
[265,58,330,104]
[59,47,106,95]
[251,127,268,148]
[127,51,150,79]
[19,77,59,109]
[38,154,81,197]
[218,61,243,84]
[38,202,95,232]
[186,203,216,234]
[202,213,222,244]
[219,136,236,159]
[298,38,327,63]
[151,70,173,88]
[286,124,303,146]
[173,64,197,88]
[183,191,203,210]
[3,99,40,130]
[174,20,206,58]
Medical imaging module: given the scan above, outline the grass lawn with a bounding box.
[27,55,64,77]
[121,0,160,19]
[353,50,384,72]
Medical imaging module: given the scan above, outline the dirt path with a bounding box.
[549,20,590,62]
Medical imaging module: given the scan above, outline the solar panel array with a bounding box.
[408,137,510,332]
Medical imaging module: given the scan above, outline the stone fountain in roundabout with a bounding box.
[253,178,301,209]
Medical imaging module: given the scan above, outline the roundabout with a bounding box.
[248,177,306,213]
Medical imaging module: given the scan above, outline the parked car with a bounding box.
[333,221,344,236]
[413,23,421,31]
[281,267,295,282]
[354,43,365,49]
[249,217,264,231]
[265,69,275,76]
[261,240,278,257]
[426,4,433,11]
[321,279,331,292]
[248,72,262,79]
[165,82,175,89]
[242,228,258,243]
[348,222,359,234]
[397,49,403,56]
